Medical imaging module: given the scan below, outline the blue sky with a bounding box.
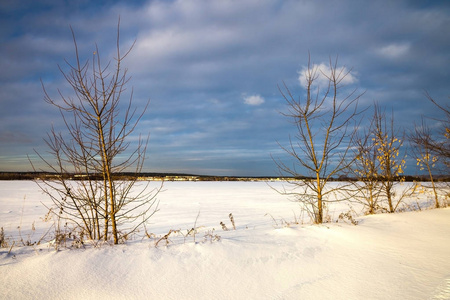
[0,0,449,176]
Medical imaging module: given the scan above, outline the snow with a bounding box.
[1,181,450,300]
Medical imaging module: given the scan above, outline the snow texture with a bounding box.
[1,181,449,300]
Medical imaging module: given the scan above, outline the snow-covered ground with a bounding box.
[1,181,449,300]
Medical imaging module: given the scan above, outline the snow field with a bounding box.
[1,181,449,299]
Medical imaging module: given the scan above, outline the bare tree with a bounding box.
[409,92,450,207]
[274,55,363,223]
[31,20,160,244]
[371,104,408,213]
[412,93,450,168]
[410,120,441,208]
[351,123,382,214]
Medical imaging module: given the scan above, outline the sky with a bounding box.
[0,0,449,176]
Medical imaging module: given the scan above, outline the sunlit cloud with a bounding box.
[243,95,265,106]
[298,63,357,88]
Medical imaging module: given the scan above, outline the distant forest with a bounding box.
[0,172,275,181]
[0,172,448,182]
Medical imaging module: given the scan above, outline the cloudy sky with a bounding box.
[1,0,449,176]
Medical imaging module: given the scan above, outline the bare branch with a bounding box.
[274,54,363,223]
[33,20,160,244]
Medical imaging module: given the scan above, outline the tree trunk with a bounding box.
[316,175,323,223]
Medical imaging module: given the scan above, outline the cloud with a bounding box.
[376,43,410,59]
[1,0,449,175]
[243,95,265,106]
[298,63,357,88]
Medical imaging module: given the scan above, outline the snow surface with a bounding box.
[1,181,450,300]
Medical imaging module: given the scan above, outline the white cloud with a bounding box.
[298,63,357,88]
[376,43,410,59]
[243,95,265,106]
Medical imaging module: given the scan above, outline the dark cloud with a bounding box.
[1,0,449,175]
